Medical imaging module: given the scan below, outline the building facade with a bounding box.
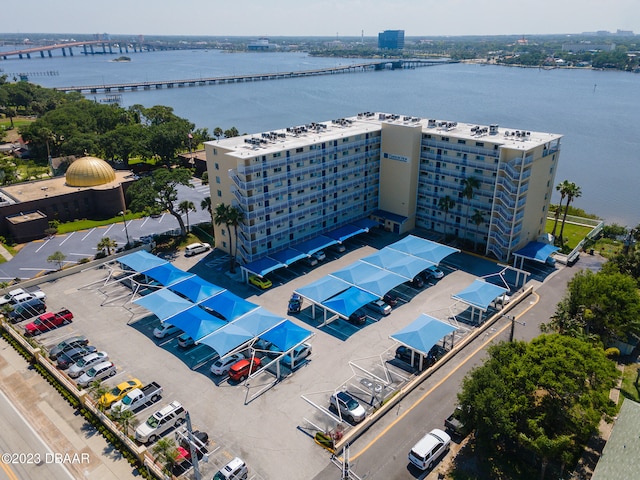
[378,30,405,50]
[204,113,561,264]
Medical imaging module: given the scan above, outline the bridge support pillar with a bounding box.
[108,43,113,54]
[90,45,94,55]
[62,48,67,57]
[125,45,129,53]
[40,51,45,58]
[119,44,123,53]
[83,45,87,55]
[48,50,52,57]
[26,53,31,59]
[69,47,73,56]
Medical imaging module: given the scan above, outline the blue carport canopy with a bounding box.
[361,247,432,279]
[118,250,167,272]
[244,257,285,277]
[295,276,351,303]
[134,288,193,322]
[199,290,257,321]
[270,247,308,266]
[232,307,285,337]
[323,286,379,318]
[452,279,508,310]
[331,261,407,296]
[197,323,254,358]
[260,319,313,351]
[326,224,368,243]
[143,264,194,287]
[353,217,379,230]
[513,241,560,263]
[168,276,225,303]
[165,305,227,341]
[292,235,337,256]
[390,314,456,355]
[390,235,460,264]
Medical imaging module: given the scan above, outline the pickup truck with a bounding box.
[1,288,46,306]
[110,382,163,413]
[24,309,73,336]
[444,406,468,437]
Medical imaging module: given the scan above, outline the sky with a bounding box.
[11,0,640,37]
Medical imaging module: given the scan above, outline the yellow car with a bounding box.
[100,379,143,409]
[249,275,272,290]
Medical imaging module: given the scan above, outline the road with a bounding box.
[0,389,75,480]
[0,179,211,282]
[312,254,601,480]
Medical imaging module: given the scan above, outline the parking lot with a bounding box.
[12,230,552,479]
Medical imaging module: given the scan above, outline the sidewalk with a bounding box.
[0,336,141,480]
[0,243,13,262]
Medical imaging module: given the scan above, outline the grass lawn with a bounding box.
[55,212,147,234]
[545,219,593,250]
[619,362,640,405]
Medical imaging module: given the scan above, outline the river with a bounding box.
[1,48,638,225]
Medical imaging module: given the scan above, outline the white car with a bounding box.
[423,265,444,280]
[184,242,211,257]
[67,351,109,378]
[280,343,312,367]
[210,353,245,376]
[0,288,47,306]
[153,323,182,339]
[76,361,117,388]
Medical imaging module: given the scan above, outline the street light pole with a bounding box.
[507,314,525,342]
[119,211,130,247]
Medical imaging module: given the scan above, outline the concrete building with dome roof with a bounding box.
[0,156,136,243]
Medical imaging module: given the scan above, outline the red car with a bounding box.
[228,357,262,382]
[24,309,73,336]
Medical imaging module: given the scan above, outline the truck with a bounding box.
[444,406,468,437]
[24,309,73,336]
[1,288,46,306]
[110,382,163,413]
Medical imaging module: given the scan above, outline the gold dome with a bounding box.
[65,156,116,187]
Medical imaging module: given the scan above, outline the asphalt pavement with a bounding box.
[0,179,211,282]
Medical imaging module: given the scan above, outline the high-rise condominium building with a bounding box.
[204,113,561,265]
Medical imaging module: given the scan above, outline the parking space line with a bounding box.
[35,237,53,253]
[81,228,98,241]
[58,231,75,245]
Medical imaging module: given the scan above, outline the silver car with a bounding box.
[67,351,109,378]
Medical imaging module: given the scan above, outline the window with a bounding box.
[214,162,219,170]
[274,167,282,173]
[296,147,304,153]
[215,176,220,184]
[217,190,222,197]
[457,139,466,144]
[475,142,484,147]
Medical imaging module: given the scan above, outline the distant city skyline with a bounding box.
[10,0,639,38]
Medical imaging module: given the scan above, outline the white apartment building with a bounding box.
[204,112,561,265]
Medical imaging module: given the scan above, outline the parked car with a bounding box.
[76,361,117,388]
[383,293,398,307]
[228,357,262,382]
[8,298,47,323]
[395,345,442,369]
[100,379,143,409]
[153,323,182,339]
[210,353,245,376]
[184,242,211,257]
[56,346,97,369]
[280,343,312,368]
[422,265,445,280]
[0,288,46,306]
[110,382,163,413]
[347,309,367,326]
[135,401,187,444]
[312,250,326,262]
[329,391,366,423]
[175,430,209,463]
[213,457,248,480]
[304,256,318,267]
[248,275,272,289]
[49,335,89,360]
[408,276,424,289]
[333,243,346,253]
[177,333,195,348]
[67,351,109,379]
[444,406,469,437]
[366,300,392,316]
[24,309,73,336]
[408,428,451,471]
[287,293,303,314]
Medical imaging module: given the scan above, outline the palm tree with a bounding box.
[461,176,480,236]
[201,196,213,233]
[213,203,232,269]
[551,180,571,242]
[438,195,456,239]
[470,209,485,251]
[226,206,245,273]
[87,381,110,412]
[97,237,117,256]
[213,203,245,273]
[110,406,137,435]
[152,437,178,474]
[558,182,582,247]
[178,200,196,234]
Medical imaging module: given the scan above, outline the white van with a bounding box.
[213,457,248,480]
[153,323,182,339]
[135,401,187,444]
[76,361,117,388]
[408,428,451,471]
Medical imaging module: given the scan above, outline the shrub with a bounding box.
[605,347,620,359]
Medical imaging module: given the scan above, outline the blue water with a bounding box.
[2,48,639,225]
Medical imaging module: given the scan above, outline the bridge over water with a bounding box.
[53,59,454,94]
[1,40,159,60]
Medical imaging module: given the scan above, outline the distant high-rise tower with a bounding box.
[378,30,405,50]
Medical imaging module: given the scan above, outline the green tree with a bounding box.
[544,269,640,343]
[47,251,66,270]
[461,176,480,236]
[223,126,239,138]
[152,437,179,474]
[437,195,456,238]
[87,381,110,412]
[126,168,194,237]
[458,335,618,478]
[213,203,245,273]
[470,209,485,251]
[178,200,195,233]
[97,237,117,256]
[201,196,213,232]
[110,405,137,435]
[558,182,582,247]
[213,127,223,140]
[551,180,571,241]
